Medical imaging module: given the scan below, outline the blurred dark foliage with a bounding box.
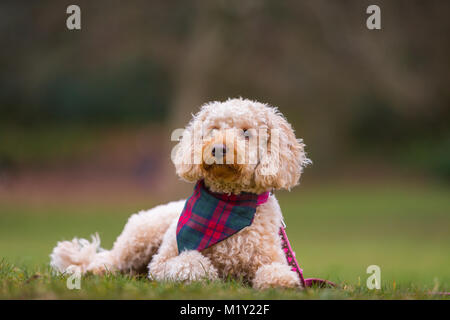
[2,60,170,125]
[0,0,449,179]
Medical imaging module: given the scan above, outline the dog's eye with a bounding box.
[243,129,251,140]
[207,127,218,137]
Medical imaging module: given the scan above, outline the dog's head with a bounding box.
[173,98,310,194]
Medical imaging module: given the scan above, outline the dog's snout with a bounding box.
[212,144,227,158]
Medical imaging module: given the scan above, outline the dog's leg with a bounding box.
[252,262,300,289]
[148,221,218,282]
[50,200,185,275]
[250,224,301,289]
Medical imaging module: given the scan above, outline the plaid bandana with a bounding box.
[176,180,270,252]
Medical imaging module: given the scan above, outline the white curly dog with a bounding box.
[50,98,310,289]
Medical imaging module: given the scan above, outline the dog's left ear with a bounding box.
[254,110,310,190]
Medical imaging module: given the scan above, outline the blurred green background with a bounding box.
[0,0,449,290]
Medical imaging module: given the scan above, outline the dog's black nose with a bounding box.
[212,144,227,158]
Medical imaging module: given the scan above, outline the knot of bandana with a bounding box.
[176,180,270,252]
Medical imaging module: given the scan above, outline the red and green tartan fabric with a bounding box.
[176,180,270,252]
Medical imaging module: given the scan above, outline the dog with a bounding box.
[50,98,310,289]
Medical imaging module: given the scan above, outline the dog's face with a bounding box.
[174,98,310,194]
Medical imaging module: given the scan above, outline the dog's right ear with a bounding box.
[173,121,203,182]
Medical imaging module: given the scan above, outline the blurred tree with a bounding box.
[0,0,448,181]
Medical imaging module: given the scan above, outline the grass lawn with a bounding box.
[0,181,449,299]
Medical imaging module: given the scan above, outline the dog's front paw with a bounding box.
[150,250,218,283]
[253,263,301,290]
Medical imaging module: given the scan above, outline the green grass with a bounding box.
[1,181,449,299]
[0,260,444,299]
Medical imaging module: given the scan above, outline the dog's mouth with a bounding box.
[202,163,241,180]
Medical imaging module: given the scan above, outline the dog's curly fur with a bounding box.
[50,98,310,289]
